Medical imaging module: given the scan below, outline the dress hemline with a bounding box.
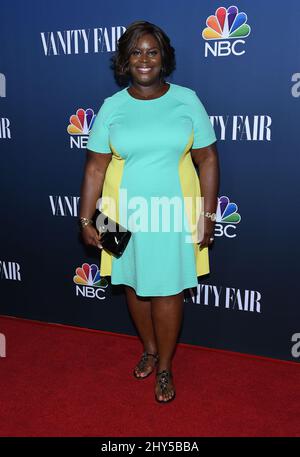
[109,279,200,297]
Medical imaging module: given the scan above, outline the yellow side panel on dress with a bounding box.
[99,144,124,277]
[178,131,210,276]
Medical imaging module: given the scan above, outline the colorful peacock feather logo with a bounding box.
[217,196,241,223]
[73,263,108,288]
[202,5,251,40]
[67,108,95,135]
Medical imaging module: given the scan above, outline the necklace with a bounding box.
[128,82,168,99]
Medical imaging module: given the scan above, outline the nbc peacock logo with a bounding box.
[215,195,241,238]
[67,108,96,149]
[202,5,251,57]
[73,262,108,300]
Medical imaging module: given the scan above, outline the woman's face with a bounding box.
[128,33,163,85]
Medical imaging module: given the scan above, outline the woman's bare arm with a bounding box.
[79,149,112,248]
[190,142,220,248]
[79,149,112,219]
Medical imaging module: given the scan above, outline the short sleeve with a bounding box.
[190,91,217,149]
[86,99,111,153]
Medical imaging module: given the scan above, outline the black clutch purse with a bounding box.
[95,210,132,258]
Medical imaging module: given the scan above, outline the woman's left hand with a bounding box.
[197,218,215,249]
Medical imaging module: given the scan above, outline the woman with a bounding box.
[79,20,219,403]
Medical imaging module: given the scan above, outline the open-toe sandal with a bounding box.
[133,351,159,379]
[155,369,176,403]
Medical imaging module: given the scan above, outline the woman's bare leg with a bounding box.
[124,285,158,377]
[151,291,184,401]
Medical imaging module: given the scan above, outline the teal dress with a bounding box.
[86,82,217,296]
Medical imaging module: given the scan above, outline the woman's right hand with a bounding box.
[81,225,103,250]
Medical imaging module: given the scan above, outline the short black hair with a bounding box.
[111,20,176,86]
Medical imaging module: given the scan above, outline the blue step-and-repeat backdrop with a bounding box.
[1,1,299,362]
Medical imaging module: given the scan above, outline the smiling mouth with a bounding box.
[136,67,152,73]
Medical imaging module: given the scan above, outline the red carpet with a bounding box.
[0,315,299,437]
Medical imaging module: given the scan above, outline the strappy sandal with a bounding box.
[155,369,176,403]
[133,351,159,379]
